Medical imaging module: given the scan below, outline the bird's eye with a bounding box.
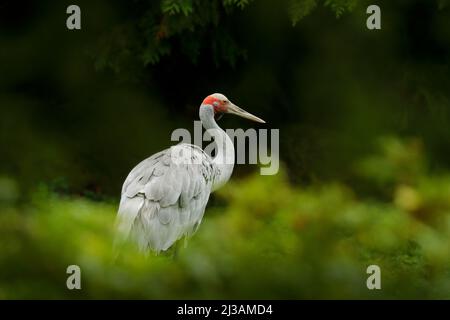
[222,100,227,104]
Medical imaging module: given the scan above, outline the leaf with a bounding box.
[289,0,318,26]
[222,0,253,10]
[324,0,358,18]
[161,0,194,16]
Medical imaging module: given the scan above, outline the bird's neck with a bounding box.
[200,114,235,191]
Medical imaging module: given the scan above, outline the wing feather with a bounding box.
[115,144,218,253]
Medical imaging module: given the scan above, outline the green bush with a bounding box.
[0,137,449,299]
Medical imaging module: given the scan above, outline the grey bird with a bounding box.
[115,93,265,253]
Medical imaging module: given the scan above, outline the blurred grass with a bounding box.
[0,137,449,299]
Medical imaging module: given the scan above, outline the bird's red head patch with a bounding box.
[202,94,228,113]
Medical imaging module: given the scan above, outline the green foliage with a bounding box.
[324,0,358,18]
[93,0,390,69]
[95,0,254,70]
[1,138,449,299]
[356,138,426,192]
[288,0,359,25]
[289,0,318,26]
[222,0,253,9]
[161,0,253,15]
[289,0,446,26]
[161,0,195,16]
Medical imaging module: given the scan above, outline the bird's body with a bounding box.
[115,93,264,253]
[116,144,219,252]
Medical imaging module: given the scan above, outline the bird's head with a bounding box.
[201,93,265,123]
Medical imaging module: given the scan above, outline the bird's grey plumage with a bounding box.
[115,143,220,253]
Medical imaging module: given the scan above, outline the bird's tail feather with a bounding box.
[113,195,144,257]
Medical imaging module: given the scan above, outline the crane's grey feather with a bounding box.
[115,143,219,253]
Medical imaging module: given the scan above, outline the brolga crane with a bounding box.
[115,93,265,253]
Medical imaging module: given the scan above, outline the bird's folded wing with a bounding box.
[115,144,218,252]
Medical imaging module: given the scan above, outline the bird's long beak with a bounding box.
[227,103,266,123]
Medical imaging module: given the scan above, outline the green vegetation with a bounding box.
[1,138,449,299]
